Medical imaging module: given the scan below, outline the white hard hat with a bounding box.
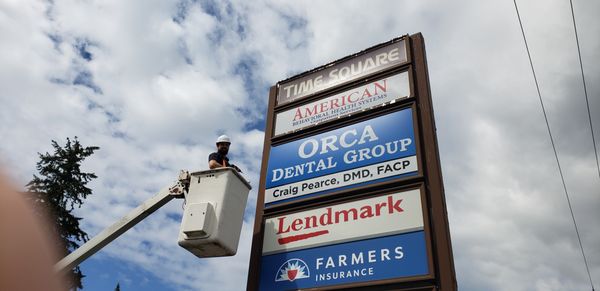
[216,135,231,144]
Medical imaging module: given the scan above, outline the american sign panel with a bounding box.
[265,108,417,205]
[263,189,424,255]
[274,71,410,137]
[277,39,407,105]
[259,231,429,291]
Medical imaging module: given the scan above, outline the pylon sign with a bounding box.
[248,34,456,291]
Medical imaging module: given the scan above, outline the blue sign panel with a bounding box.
[265,108,417,205]
[259,231,429,290]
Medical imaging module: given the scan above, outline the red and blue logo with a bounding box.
[274,258,310,282]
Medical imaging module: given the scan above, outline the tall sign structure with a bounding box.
[248,33,456,291]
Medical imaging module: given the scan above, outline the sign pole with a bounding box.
[247,86,277,291]
[411,32,457,290]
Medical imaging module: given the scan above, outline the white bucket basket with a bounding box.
[178,167,251,257]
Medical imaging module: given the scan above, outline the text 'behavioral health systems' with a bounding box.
[265,107,418,205]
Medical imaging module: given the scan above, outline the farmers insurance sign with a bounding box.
[265,108,418,205]
[259,232,428,290]
[274,71,410,137]
[263,189,424,255]
[277,39,407,105]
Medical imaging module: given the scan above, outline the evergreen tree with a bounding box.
[115,282,121,291]
[26,137,99,290]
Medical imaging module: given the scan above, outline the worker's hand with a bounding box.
[230,164,242,173]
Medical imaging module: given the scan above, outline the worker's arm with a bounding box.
[208,159,223,169]
[208,152,224,169]
[229,163,242,173]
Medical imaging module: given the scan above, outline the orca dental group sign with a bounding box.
[263,189,424,255]
[265,108,418,205]
[274,71,410,137]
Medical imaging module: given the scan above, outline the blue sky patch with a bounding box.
[73,71,103,94]
[47,33,62,51]
[172,0,194,24]
[74,38,93,61]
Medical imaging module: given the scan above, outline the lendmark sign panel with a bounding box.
[274,71,410,137]
[259,231,429,291]
[265,108,418,205]
[263,189,424,255]
[277,39,408,106]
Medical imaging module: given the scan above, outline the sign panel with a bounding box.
[259,231,429,291]
[277,39,407,105]
[274,71,410,137]
[265,108,417,205]
[263,189,424,255]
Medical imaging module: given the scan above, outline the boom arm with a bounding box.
[55,172,190,274]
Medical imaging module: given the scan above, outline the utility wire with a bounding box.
[512,1,595,290]
[569,0,600,184]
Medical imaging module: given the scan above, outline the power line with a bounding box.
[512,1,595,290]
[569,0,600,185]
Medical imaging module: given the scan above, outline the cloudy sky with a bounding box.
[1,0,599,290]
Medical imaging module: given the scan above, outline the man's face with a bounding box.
[217,142,230,155]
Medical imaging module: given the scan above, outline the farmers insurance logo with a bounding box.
[275,259,310,282]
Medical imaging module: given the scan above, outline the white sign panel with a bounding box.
[262,189,424,255]
[274,71,410,137]
[277,39,407,105]
[265,156,417,204]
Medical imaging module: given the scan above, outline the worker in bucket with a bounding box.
[209,135,242,172]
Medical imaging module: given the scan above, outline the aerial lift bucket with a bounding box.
[178,167,252,257]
